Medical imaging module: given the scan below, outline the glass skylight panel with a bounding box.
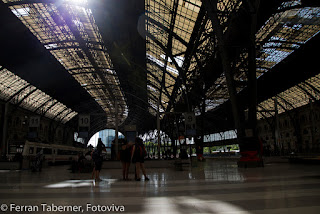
[44,43,58,49]
[0,69,27,101]
[279,0,301,10]
[0,66,77,123]
[45,103,59,119]
[204,99,227,112]
[262,49,292,63]
[48,103,67,120]
[147,53,177,74]
[205,72,231,111]
[306,76,320,92]
[12,85,36,105]
[256,6,320,74]
[19,90,50,111]
[258,72,320,119]
[59,109,73,121]
[2,0,127,125]
[216,0,242,27]
[11,7,29,17]
[257,99,276,120]
[146,0,201,114]
[147,85,157,93]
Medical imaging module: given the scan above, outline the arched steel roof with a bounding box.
[0,0,320,136]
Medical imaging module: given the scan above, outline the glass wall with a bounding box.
[88,129,124,148]
[99,129,124,148]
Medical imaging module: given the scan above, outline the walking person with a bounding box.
[92,138,105,181]
[131,137,149,181]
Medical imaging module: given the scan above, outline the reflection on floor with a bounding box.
[1,159,320,213]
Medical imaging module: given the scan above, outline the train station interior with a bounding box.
[1,0,320,213]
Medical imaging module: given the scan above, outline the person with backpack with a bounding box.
[131,137,149,181]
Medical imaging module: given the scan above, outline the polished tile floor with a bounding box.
[1,159,320,214]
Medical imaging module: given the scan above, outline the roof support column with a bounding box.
[157,98,161,159]
[203,0,263,167]
[309,99,316,152]
[245,0,262,160]
[247,0,259,139]
[203,0,243,142]
[0,102,9,157]
[274,97,281,155]
[239,0,263,166]
[115,100,119,159]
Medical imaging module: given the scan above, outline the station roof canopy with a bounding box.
[0,0,320,136]
[0,65,77,123]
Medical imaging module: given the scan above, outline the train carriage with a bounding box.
[22,141,87,165]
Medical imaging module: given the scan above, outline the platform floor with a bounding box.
[1,159,320,214]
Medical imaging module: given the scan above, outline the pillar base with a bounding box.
[237,151,264,168]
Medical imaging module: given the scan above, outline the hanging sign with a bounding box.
[78,114,90,127]
[184,112,196,136]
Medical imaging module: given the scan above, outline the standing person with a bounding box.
[77,152,86,173]
[92,138,104,181]
[131,137,149,181]
[33,149,44,172]
[119,139,133,180]
[90,150,95,179]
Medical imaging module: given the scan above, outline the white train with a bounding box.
[22,141,88,165]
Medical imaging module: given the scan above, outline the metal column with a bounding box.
[157,98,161,159]
[1,103,9,158]
[274,97,281,155]
[115,101,119,159]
